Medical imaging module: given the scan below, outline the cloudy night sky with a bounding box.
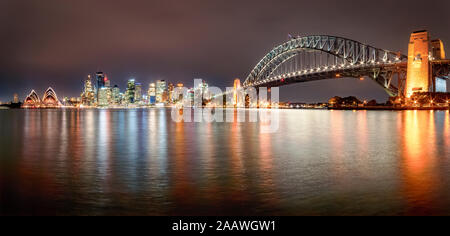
[0,0,449,103]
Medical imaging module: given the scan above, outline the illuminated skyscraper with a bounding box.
[156,80,167,103]
[168,83,174,103]
[148,83,156,104]
[201,80,210,101]
[126,79,136,104]
[104,76,111,88]
[193,80,210,107]
[173,83,184,103]
[96,72,106,90]
[112,85,121,104]
[98,87,109,107]
[188,89,195,106]
[81,75,95,106]
[135,83,142,103]
[107,87,113,105]
[96,72,106,102]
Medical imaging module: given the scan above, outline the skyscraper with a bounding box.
[135,83,142,103]
[104,76,111,88]
[173,83,184,103]
[96,72,106,90]
[168,83,174,103]
[81,75,95,106]
[112,85,121,104]
[96,72,106,102]
[126,79,136,104]
[194,80,209,107]
[98,87,109,107]
[148,83,156,105]
[156,80,167,103]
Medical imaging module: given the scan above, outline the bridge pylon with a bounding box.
[406,30,449,97]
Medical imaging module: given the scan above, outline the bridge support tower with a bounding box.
[406,30,448,97]
[406,30,430,97]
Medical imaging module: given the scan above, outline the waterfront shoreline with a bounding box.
[326,106,450,111]
[2,106,449,111]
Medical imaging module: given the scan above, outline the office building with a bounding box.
[156,80,167,103]
[126,79,136,104]
[135,83,142,103]
[148,83,156,104]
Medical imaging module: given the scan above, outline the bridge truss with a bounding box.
[243,35,408,97]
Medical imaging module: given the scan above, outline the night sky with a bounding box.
[0,0,449,103]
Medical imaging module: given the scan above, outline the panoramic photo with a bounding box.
[1,0,450,227]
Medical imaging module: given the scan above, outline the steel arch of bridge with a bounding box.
[243,35,408,96]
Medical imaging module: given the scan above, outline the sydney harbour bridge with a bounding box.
[240,32,450,99]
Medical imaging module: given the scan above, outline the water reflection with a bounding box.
[445,111,449,150]
[0,109,449,215]
[400,111,440,215]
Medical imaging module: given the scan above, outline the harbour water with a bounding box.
[0,109,449,215]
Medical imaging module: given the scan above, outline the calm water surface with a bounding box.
[0,109,449,215]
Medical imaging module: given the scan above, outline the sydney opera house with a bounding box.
[22,87,62,108]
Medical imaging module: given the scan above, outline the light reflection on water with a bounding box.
[0,109,449,215]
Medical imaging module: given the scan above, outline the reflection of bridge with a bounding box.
[242,33,450,98]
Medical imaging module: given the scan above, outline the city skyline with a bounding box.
[17,73,184,107]
[1,0,450,103]
[2,0,450,219]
